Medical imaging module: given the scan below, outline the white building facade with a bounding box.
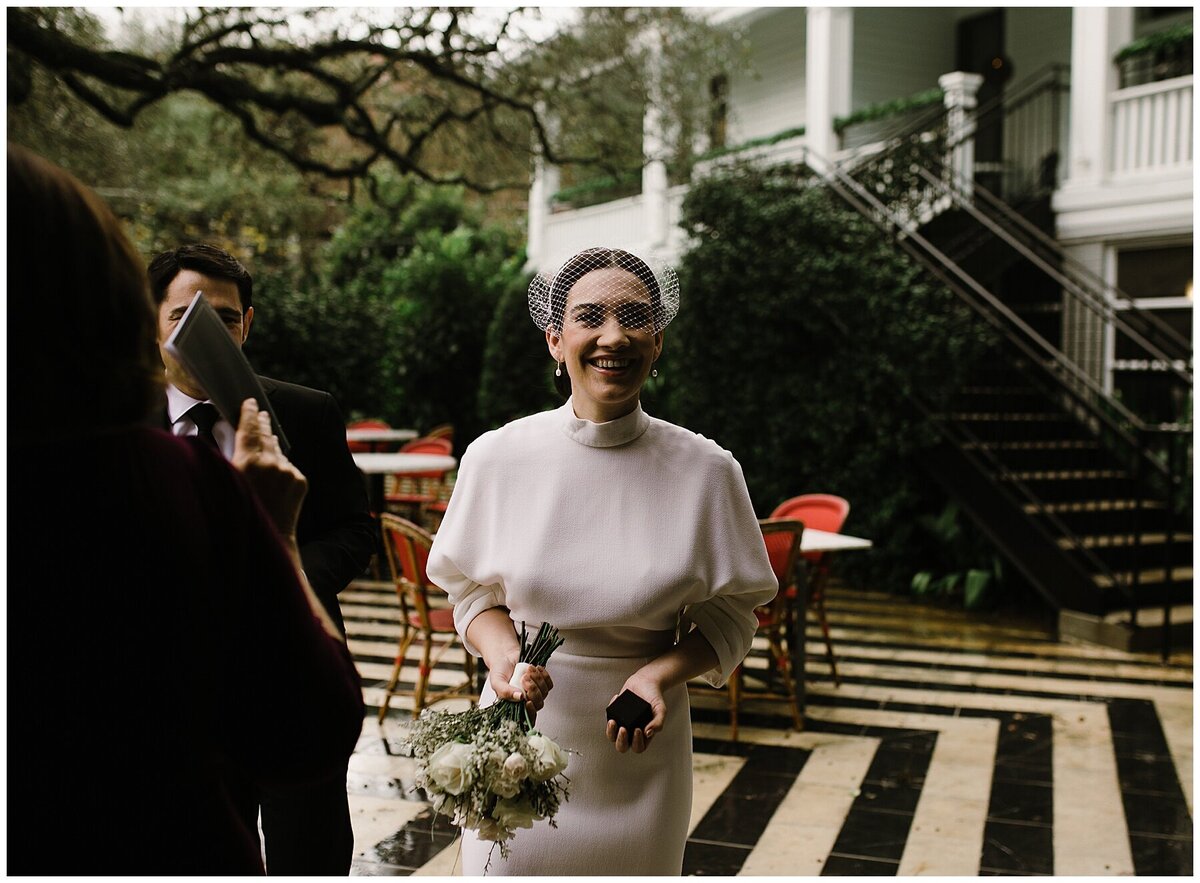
[526,5,1192,413]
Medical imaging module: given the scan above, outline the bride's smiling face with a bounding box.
[546,267,663,424]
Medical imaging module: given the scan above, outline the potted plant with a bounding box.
[909,501,1004,611]
[1115,23,1193,89]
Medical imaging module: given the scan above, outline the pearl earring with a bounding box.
[555,363,563,377]
[651,365,659,378]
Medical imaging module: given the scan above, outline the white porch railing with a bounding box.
[1110,75,1193,176]
[540,186,690,268]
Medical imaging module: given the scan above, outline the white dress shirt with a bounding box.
[165,383,235,459]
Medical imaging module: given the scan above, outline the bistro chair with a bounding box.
[346,418,392,453]
[376,514,475,722]
[425,423,455,444]
[384,436,454,528]
[722,518,805,742]
[770,494,851,686]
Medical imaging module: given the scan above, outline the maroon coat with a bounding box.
[7,427,364,874]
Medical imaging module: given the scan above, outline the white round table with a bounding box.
[352,452,457,515]
[351,453,456,474]
[345,428,419,452]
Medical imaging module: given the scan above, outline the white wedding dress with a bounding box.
[426,400,776,876]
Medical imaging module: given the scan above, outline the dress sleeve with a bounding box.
[425,442,507,657]
[682,453,778,688]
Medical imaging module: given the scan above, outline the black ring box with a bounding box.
[606,689,653,733]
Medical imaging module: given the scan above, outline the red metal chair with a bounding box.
[770,494,851,686]
[723,518,805,741]
[384,436,454,527]
[346,418,392,453]
[425,423,454,444]
[376,514,475,722]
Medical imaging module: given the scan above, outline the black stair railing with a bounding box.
[803,89,1192,651]
[912,161,1192,386]
[838,65,1073,226]
[812,153,1141,588]
[955,176,1193,373]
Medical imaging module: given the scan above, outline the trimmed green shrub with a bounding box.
[477,267,560,431]
[658,161,993,590]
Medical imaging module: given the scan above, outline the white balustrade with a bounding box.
[541,195,647,268]
[1110,75,1193,176]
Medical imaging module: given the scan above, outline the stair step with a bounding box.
[1057,533,1193,550]
[1024,499,1165,513]
[965,440,1100,451]
[1002,473,1139,502]
[947,412,1063,421]
[1026,499,1180,537]
[959,386,1038,395]
[951,390,1064,412]
[941,412,1092,441]
[963,438,1114,471]
[1092,566,1193,589]
[999,469,1128,481]
[1059,605,1192,652]
[1101,604,1193,627]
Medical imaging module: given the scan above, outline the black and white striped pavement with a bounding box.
[339,582,1193,876]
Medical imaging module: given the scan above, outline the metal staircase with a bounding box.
[810,66,1193,654]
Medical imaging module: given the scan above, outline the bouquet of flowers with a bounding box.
[402,622,570,866]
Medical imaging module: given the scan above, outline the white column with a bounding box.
[526,101,559,270]
[1062,7,1133,189]
[939,71,984,198]
[804,7,853,170]
[642,25,669,251]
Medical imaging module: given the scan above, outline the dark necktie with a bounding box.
[186,402,222,451]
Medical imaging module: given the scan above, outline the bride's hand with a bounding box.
[489,660,553,723]
[605,673,666,754]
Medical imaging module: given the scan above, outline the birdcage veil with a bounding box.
[528,247,679,334]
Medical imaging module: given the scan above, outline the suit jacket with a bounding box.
[165,376,375,635]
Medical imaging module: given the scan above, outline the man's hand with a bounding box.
[232,398,307,539]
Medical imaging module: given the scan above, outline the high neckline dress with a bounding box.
[426,400,777,875]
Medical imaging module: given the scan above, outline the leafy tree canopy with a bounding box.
[245,173,528,450]
[9,6,745,192]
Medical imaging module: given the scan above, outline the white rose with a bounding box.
[491,774,521,799]
[475,815,507,843]
[503,752,528,779]
[427,742,475,796]
[493,797,539,832]
[525,734,569,782]
[487,748,507,772]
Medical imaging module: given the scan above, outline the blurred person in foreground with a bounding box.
[148,242,374,874]
[5,143,364,875]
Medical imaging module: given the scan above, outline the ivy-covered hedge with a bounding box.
[550,171,642,208]
[656,161,994,589]
[696,125,807,163]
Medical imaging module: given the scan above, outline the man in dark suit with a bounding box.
[150,243,374,874]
